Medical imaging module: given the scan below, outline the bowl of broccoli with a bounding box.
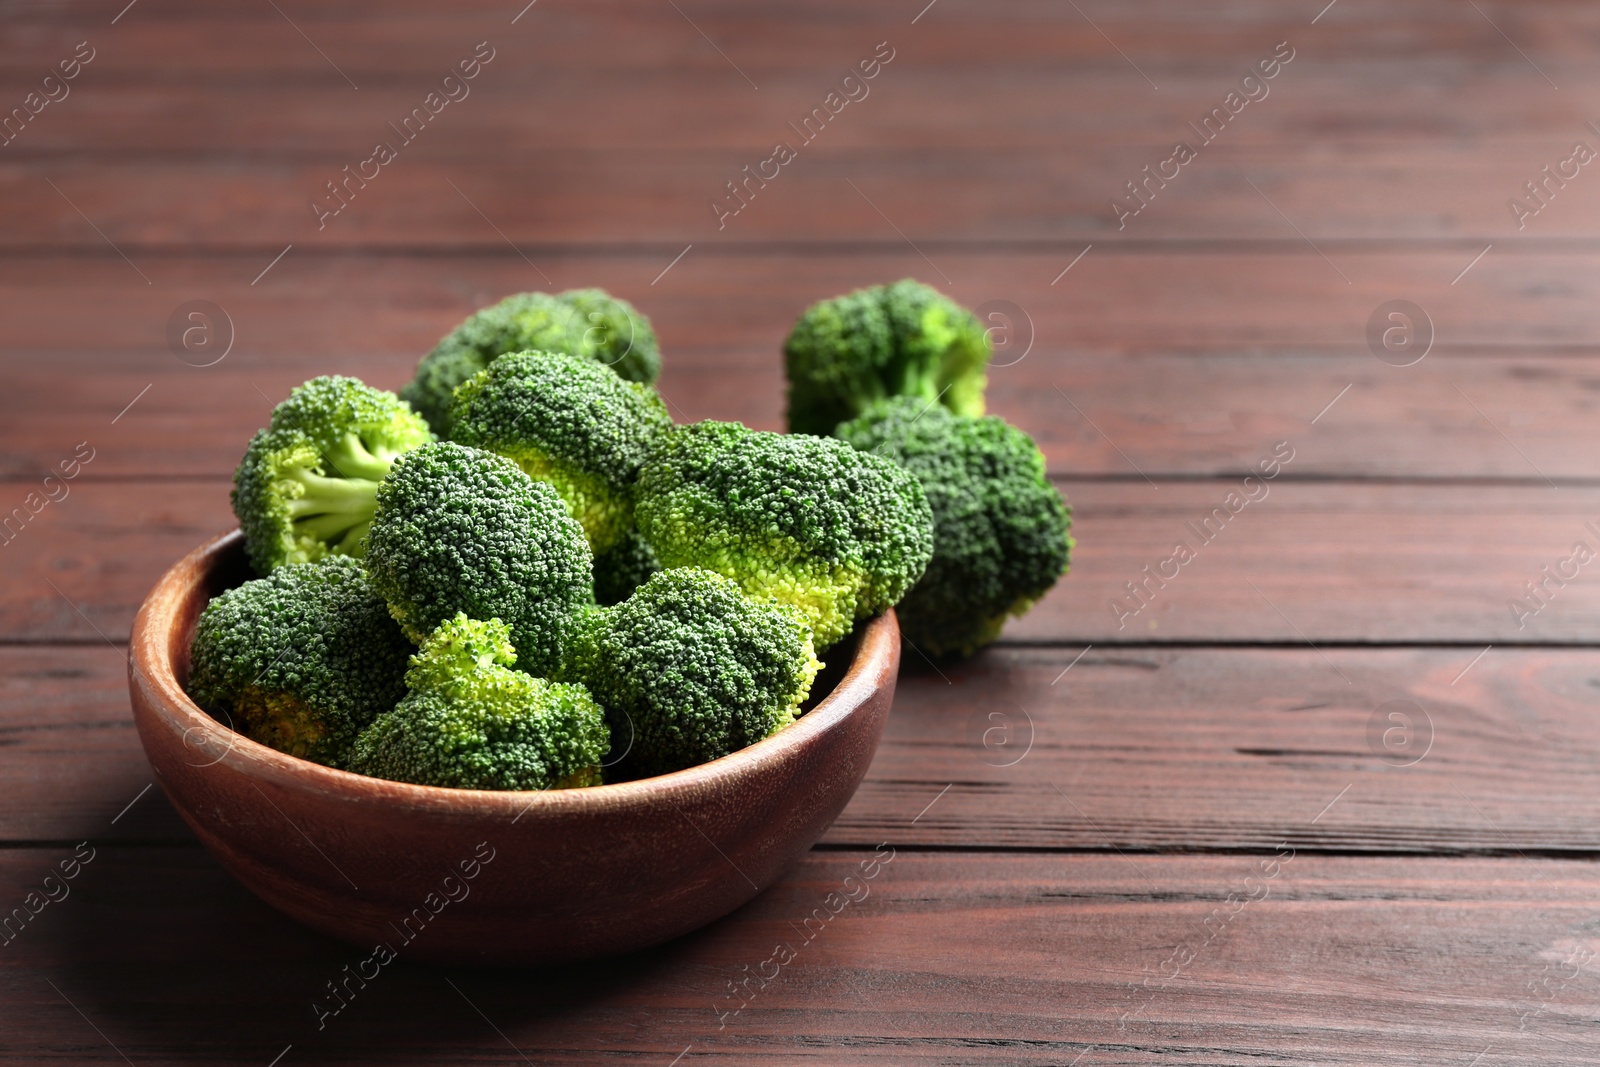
[127,342,927,965]
[124,279,1070,966]
[129,527,900,966]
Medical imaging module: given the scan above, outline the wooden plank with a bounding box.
[10,78,1598,156]
[3,3,1598,158]
[9,143,1600,249]
[0,479,235,647]
[1,249,1597,376]
[833,645,1600,852]
[2,847,1597,1064]
[11,644,1600,854]
[1013,479,1600,644]
[0,646,177,845]
[4,2,1593,254]
[2,348,1596,482]
[5,479,1597,644]
[7,0,1595,60]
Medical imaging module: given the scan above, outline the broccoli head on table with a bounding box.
[784,278,991,436]
[635,421,934,650]
[231,375,433,576]
[449,350,674,555]
[348,614,609,791]
[401,289,661,434]
[187,555,413,768]
[564,568,821,777]
[837,397,1072,658]
[364,441,593,677]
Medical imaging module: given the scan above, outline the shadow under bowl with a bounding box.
[127,530,899,966]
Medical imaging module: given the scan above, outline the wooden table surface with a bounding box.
[4,1,1600,1063]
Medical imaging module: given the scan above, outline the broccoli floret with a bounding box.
[564,569,821,777]
[449,350,674,555]
[231,375,433,576]
[593,527,661,607]
[364,442,593,676]
[635,421,934,649]
[557,288,660,383]
[401,289,661,434]
[784,278,990,436]
[187,556,412,768]
[837,398,1072,657]
[348,614,609,790]
[397,346,484,438]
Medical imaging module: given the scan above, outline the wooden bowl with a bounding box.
[128,530,898,966]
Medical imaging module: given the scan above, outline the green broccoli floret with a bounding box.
[593,528,661,607]
[401,289,661,434]
[449,350,674,555]
[348,614,609,790]
[635,421,934,650]
[837,398,1072,658]
[784,278,991,436]
[187,556,413,768]
[364,442,593,677]
[397,346,484,438]
[558,288,660,382]
[564,568,821,777]
[231,375,433,576]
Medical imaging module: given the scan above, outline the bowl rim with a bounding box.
[131,528,898,816]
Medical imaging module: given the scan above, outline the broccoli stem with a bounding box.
[891,357,943,404]
[294,509,373,542]
[284,469,381,545]
[320,432,399,481]
[285,470,380,515]
[333,519,372,554]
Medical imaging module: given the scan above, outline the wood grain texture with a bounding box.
[5,251,1599,364]
[0,646,169,844]
[1008,479,1600,645]
[2,847,1597,1065]
[1,2,1598,249]
[9,144,1600,247]
[835,645,1600,853]
[11,644,1600,855]
[1,3,1596,156]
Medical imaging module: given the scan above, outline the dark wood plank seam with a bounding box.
[6,840,1600,860]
